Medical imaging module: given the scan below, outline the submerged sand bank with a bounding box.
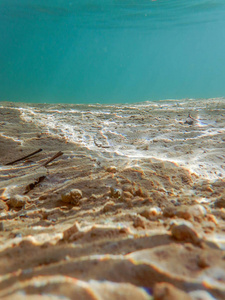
[0,99,225,299]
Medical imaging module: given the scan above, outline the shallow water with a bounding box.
[1,98,225,179]
[1,0,225,103]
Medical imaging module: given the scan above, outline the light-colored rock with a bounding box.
[188,204,207,218]
[8,195,30,208]
[153,282,192,300]
[61,189,82,205]
[170,222,201,244]
[133,215,147,228]
[110,187,122,198]
[61,192,72,203]
[106,166,117,173]
[176,208,192,220]
[122,184,134,195]
[140,207,162,220]
[102,201,115,213]
[70,189,83,201]
[123,191,133,199]
[63,222,80,241]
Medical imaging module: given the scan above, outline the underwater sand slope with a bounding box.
[0,99,225,299]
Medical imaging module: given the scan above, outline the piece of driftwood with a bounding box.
[42,151,63,167]
[6,148,43,166]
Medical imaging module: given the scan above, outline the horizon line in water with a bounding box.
[1,96,225,107]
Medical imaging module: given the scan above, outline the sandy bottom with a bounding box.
[0,98,225,299]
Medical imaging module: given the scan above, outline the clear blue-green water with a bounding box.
[1,0,225,104]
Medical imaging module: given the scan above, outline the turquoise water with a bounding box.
[1,0,225,104]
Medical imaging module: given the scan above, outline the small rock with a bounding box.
[106,166,117,173]
[133,215,147,228]
[207,214,218,224]
[63,222,80,241]
[134,187,149,198]
[170,222,201,244]
[163,206,176,218]
[188,204,207,218]
[185,116,195,125]
[123,191,133,199]
[176,207,192,220]
[214,197,225,208]
[122,184,134,195]
[70,189,82,200]
[90,194,98,200]
[110,187,122,199]
[61,189,82,205]
[197,253,210,268]
[61,192,72,203]
[150,190,167,202]
[139,209,151,219]
[153,282,192,300]
[102,201,115,213]
[140,207,161,220]
[8,195,30,208]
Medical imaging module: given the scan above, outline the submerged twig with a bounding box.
[42,151,63,167]
[6,148,43,166]
[188,114,198,121]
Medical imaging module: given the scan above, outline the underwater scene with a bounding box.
[1,0,225,103]
[0,1,225,299]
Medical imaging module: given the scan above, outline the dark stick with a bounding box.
[6,148,43,166]
[42,151,63,167]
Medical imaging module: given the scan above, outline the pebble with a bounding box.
[188,204,207,218]
[214,197,225,208]
[163,205,206,220]
[7,195,30,208]
[102,201,115,213]
[170,222,201,244]
[133,215,147,229]
[122,184,134,195]
[123,191,133,199]
[153,282,192,300]
[176,208,192,220]
[106,166,117,173]
[140,207,162,220]
[185,117,194,125]
[63,222,80,241]
[197,253,210,268]
[163,206,175,218]
[61,189,82,205]
[134,187,149,198]
[110,187,123,199]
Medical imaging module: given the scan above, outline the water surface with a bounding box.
[1,0,225,103]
